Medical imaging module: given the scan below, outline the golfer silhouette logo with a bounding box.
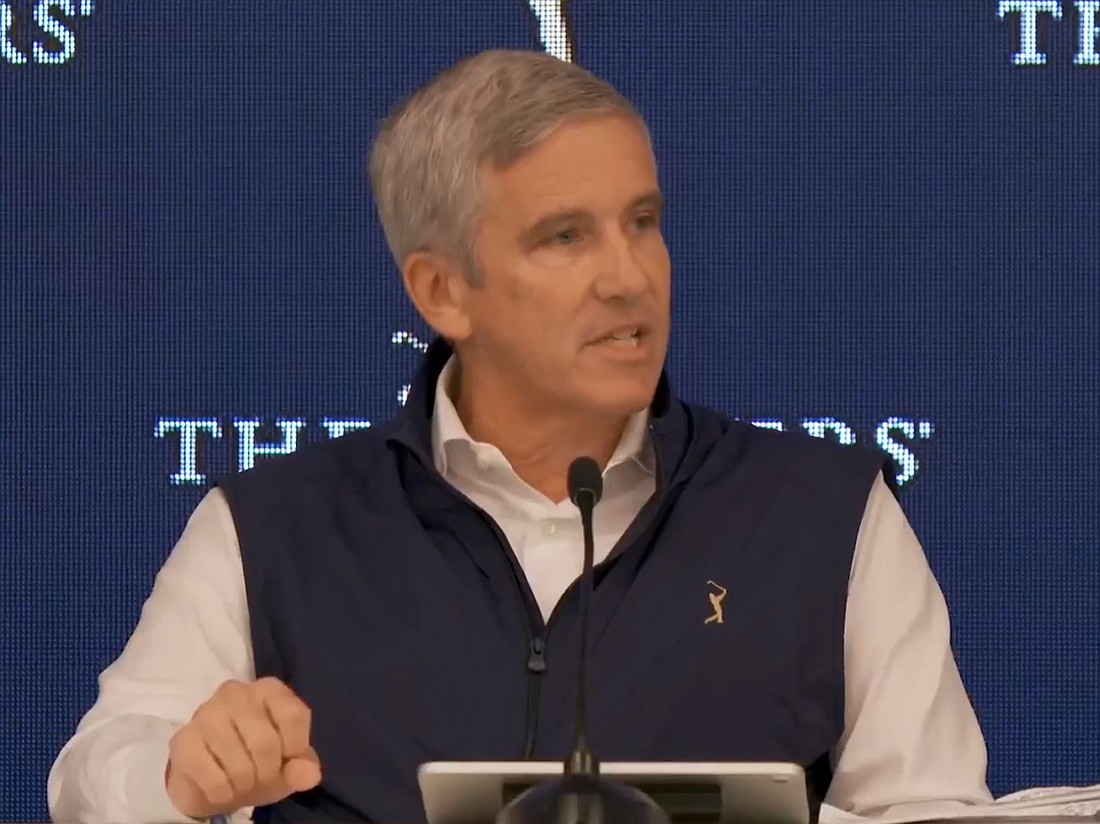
[705,581,727,625]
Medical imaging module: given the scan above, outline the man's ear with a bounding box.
[400,251,473,342]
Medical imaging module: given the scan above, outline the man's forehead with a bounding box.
[478,162,660,224]
[486,117,652,178]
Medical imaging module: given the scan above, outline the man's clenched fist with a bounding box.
[165,678,322,819]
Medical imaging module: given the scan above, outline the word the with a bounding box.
[1,0,95,65]
[155,418,373,486]
[155,415,934,489]
[998,0,1100,65]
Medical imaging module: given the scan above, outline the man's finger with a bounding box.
[201,712,257,796]
[231,707,284,787]
[256,678,311,757]
[281,747,322,792]
[168,738,235,813]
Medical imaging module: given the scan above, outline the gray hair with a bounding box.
[368,49,649,281]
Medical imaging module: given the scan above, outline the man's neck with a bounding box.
[450,365,628,504]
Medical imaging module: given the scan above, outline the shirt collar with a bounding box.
[430,354,655,478]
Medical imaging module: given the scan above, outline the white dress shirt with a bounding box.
[48,357,994,823]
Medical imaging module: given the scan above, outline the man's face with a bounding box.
[458,115,671,419]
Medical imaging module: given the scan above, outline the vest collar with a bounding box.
[386,337,688,492]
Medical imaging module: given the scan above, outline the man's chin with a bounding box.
[578,380,660,419]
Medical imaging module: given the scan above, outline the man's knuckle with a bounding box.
[195,709,233,739]
[238,719,281,757]
[253,677,290,702]
[194,695,230,722]
[271,700,307,725]
[170,725,202,758]
[216,679,245,696]
[254,726,283,755]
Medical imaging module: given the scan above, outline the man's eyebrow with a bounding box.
[628,190,664,213]
[518,191,665,244]
[519,208,591,244]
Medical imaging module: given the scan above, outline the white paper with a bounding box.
[818,784,1100,824]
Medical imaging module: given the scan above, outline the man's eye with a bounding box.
[634,212,658,230]
[548,228,581,245]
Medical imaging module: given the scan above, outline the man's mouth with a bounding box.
[598,327,642,343]
[593,327,645,347]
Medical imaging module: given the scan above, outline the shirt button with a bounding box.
[542,521,556,536]
[475,453,491,470]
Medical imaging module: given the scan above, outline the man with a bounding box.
[49,49,993,824]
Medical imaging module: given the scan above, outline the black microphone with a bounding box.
[496,457,668,824]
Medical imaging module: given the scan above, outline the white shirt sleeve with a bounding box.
[826,474,995,817]
[47,488,254,824]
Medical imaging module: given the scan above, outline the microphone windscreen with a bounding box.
[567,456,603,506]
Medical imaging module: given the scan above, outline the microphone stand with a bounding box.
[561,484,597,823]
[496,458,668,824]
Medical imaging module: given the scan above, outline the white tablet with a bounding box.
[418,761,810,824]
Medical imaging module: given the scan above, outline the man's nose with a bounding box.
[592,230,648,301]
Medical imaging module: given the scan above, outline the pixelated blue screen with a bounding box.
[2,1,1098,819]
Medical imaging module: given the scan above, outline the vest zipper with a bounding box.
[464,507,548,759]
[466,509,548,759]
[421,473,547,757]
[523,637,547,758]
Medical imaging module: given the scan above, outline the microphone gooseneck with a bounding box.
[565,456,603,778]
[496,457,668,824]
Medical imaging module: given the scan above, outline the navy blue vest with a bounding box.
[216,340,892,823]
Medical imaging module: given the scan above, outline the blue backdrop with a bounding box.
[2,1,1099,820]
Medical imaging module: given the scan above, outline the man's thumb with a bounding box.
[281,747,322,792]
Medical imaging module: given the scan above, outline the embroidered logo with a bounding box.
[705,580,727,625]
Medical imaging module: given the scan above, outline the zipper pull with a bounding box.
[527,637,547,674]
